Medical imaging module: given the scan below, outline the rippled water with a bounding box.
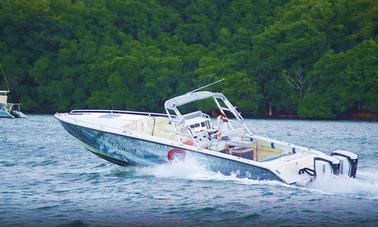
[1,115,378,226]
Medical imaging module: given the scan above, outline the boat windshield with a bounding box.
[164,91,253,150]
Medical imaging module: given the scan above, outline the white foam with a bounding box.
[308,168,378,197]
[136,156,290,187]
[137,158,378,198]
[137,156,215,180]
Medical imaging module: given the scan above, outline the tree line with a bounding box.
[0,0,377,119]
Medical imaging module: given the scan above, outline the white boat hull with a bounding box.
[55,111,358,186]
[58,119,282,181]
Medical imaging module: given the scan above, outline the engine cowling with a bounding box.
[331,150,358,178]
[313,156,340,178]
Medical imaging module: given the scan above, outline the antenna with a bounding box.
[188,78,225,93]
[0,64,10,91]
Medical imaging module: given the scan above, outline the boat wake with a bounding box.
[136,157,290,187]
[308,168,378,198]
[137,157,228,181]
[137,158,378,198]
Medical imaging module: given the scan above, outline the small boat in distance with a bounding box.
[0,64,26,118]
[55,88,358,186]
[0,90,26,118]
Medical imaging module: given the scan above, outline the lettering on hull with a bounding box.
[110,139,137,154]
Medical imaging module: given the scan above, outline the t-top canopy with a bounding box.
[164,91,224,109]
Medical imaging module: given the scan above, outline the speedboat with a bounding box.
[55,91,358,186]
[0,90,26,118]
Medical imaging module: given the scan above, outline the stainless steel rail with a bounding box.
[69,109,172,117]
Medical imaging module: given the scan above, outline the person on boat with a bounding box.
[210,109,230,153]
[212,109,229,136]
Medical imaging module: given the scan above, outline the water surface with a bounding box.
[1,116,378,226]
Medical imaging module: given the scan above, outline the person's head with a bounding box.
[212,109,221,117]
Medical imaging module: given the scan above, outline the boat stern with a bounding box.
[270,150,358,186]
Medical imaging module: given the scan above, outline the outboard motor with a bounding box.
[313,156,340,178]
[331,150,358,178]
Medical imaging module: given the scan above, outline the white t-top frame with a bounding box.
[164,91,254,147]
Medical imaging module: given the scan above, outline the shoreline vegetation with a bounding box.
[0,0,377,120]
